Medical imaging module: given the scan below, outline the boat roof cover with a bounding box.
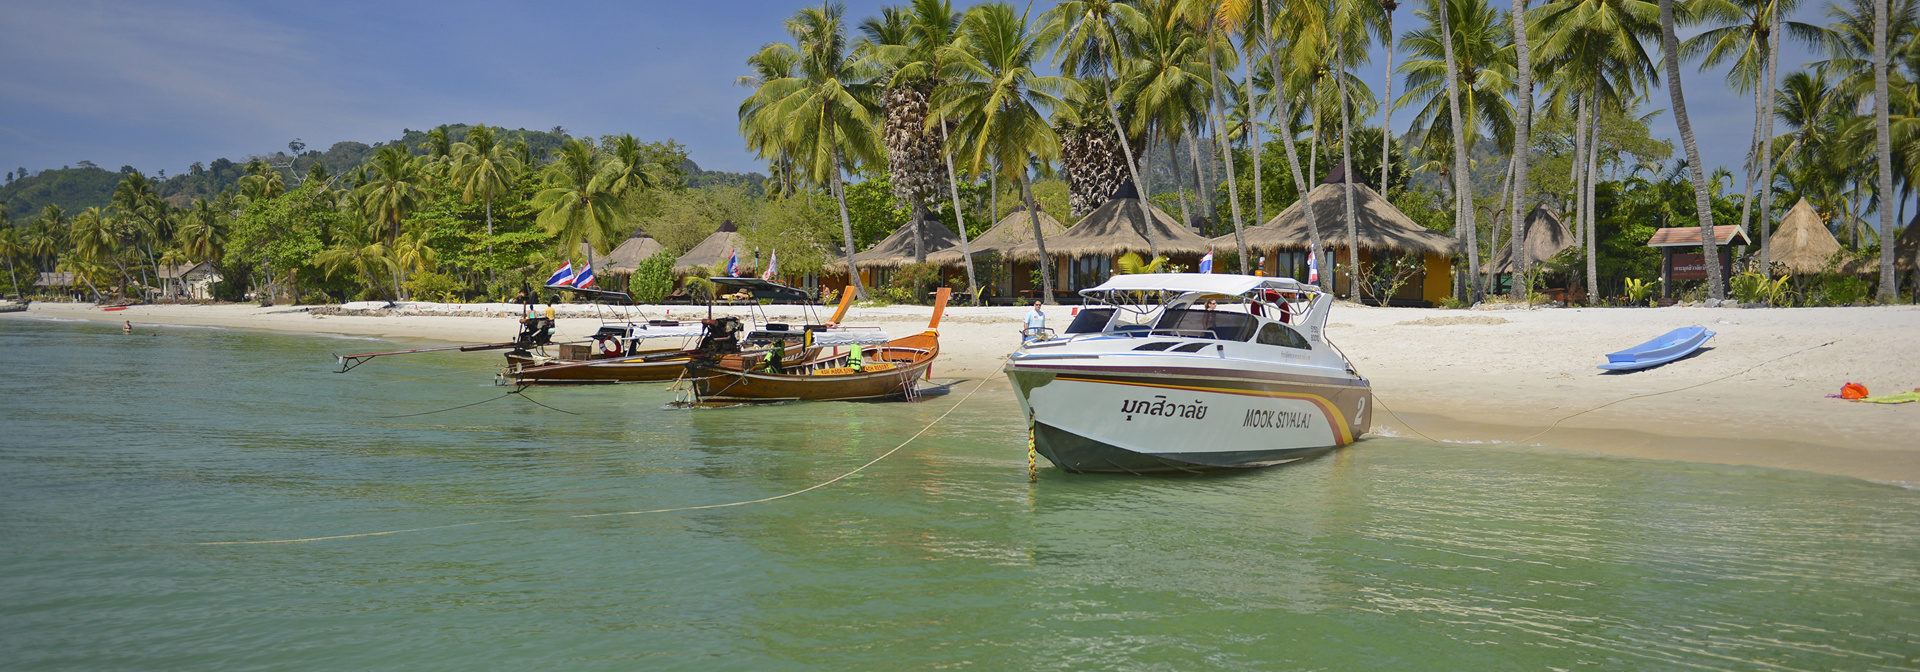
[1080,273,1306,297]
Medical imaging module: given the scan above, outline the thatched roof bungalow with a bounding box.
[674,221,745,274]
[842,215,961,269]
[1225,182,1458,304]
[925,206,1069,299]
[996,187,1212,298]
[1483,206,1575,274]
[585,232,666,276]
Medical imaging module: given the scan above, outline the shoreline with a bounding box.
[9,300,1918,486]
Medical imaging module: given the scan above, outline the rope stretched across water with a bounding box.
[200,376,992,546]
[1371,340,1839,445]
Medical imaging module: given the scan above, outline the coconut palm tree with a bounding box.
[1877,0,1898,299]
[1684,0,1796,254]
[1176,0,1259,274]
[358,145,430,245]
[532,138,625,263]
[452,125,521,277]
[1044,0,1161,259]
[1507,0,1533,299]
[1382,0,1405,193]
[315,239,398,300]
[0,227,24,298]
[738,42,803,200]
[884,0,986,301]
[743,3,884,299]
[1115,0,1212,249]
[179,198,227,264]
[1436,0,1478,300]
[937,2,1074,303]
[859,3,942,264]
[1660,0,1725,298]
[606,134,668,196]
[27,205,65,274]
[1265,0,1332,289]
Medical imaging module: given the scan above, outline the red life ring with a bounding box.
[599,339,622,356]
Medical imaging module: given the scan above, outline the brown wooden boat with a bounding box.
[681,288,948,405]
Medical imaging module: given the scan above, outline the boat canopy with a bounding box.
[1079,273,1307,298]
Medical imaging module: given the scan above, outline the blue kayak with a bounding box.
[1598,326,1715,371]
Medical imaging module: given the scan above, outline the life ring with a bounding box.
[599,339,622,356]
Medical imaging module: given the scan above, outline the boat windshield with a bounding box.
[1063,308,1115,334]
[1153,308,1259,341]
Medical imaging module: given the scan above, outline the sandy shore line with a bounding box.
[10,300,1919,486]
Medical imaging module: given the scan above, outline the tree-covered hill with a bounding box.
[1,164,127,219]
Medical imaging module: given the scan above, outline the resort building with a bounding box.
[924,205,1068,303]
[155,262,223,301]
[1482,206,1576,294]
[1001,184,1212,301]
[1227,181,1458,306]
[1648,223,1752,297]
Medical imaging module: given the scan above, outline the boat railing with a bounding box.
[1148,328,1223,339]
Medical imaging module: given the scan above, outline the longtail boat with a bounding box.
[501,288,860,385]
[679,288,949,405]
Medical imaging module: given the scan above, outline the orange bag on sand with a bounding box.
[1841,383,1870,399]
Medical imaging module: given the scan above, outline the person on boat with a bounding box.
[1023,301,1047,340]
[848,343,865,372]
[765,340,786,373]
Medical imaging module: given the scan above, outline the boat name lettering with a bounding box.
[1121,395,1208,421]
[1243,408,1313,429]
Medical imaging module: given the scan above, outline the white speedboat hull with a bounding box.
[1009,366,1371,474]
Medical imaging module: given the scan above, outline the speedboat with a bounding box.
[1005,273,1372,474]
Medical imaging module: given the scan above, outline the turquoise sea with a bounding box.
[2,316,1917,671]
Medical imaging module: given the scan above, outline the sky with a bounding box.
[0,0,1840,182]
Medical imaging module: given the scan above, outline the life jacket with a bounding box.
[848,344,864,371]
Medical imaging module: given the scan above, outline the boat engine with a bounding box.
[510,316,555,354]
[694,316,744,356]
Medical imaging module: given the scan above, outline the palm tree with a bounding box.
[607,134,669,196]
[882,0,987,301]
[27,205,66,274]
[452,125,521,277]
[179,199,228,264]
[744,3,883,299]
[316,239,398,300]
[1044,0,1162,261]
[358,145,430,244]
[1382,0,1405,192]
[532,138,625,264]
[1684,0,1795,252]
[1660,0,1725,299]
[1266,0,1331,289]
[937,2,1074,303]
[738,41,803,200]
[1437,0,1478,301]
[1507,0,1532,300]
[68,207,124,295]
[1179,0,1258,274]
[1115,0,1211,248]
[860,3,940,264]
[0,227,24,299]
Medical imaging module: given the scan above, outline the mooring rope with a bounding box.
[1371,340,1839,446]
[199,376,992,546]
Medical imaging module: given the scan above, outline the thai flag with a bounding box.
[546,262,575,287]
[1307,250,1319,283]
[725,248,739,277]
[574,263,595,289]
[1199,248,1213,274]
[761,250,778,281]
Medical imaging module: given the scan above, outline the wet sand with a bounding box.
[11,299,1919,486]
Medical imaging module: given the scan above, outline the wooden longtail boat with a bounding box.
[681,288,948,405]
[502,288,862,385]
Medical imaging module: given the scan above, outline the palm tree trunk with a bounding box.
[912,201,928,264]
[1021,172,1054,305]
[1337,41,1363,300]
[1508,0,1531,300]
[829,148,870,301]
[937,121,980,305]
[1172,136,1194,227]
[1739,84,1760,236]
[1572,98,1588,241]
[1487,158,1515,297]
[1199,117,1225,228]
[1101,70,1162,261]
[6,257,21,300]
[1382,8,1398,192]
[485,198,495,284]
[991,171,999,221]
[1876,0,1897,300]
[1439,0,1477,302]
[1186,135,1210,231]
[1206,44,1251,275]
[1660,0,1724,300]
[1265,9,1328,290]
[1585,89,1602,302]
[1245,45,1265,229]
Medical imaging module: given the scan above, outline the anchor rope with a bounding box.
[199,376,992,546]
[1370,340,1839,446]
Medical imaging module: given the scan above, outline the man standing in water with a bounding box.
[1023,301,1047,341]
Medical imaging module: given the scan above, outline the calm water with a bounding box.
[2,317,1917,671]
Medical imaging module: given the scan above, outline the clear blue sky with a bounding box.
[0,0,1834,181]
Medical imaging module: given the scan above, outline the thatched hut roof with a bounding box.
[1226,182,1459,255]
[828,215,961,270]
[597,232,666,275]
[1768,198,1846,275]
[1646,224,1752,247]
[1002,191,1211,261]
[1483,206,1575,273]
[924,206,1068,266]
[674,220,744,273]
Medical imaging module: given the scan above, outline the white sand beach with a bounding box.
[10,299,1919,485]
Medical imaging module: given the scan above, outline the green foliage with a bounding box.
[883,262,942,304]
[1729,272,1790,305]
[1624,277,1655,304]
[404,271,464,302]
[844,173,910,250]
[0,166,123,220]
[1115,252,1168,274]
[630,250,676,304]
[228,183,343,297]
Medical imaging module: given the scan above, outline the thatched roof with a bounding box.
[1483,206,1575,273]
[1226,182,1460,256]
[1003,194,1211,261]
[674,221,744,273]
[1766,199,1845,275]
[587,232,666,275]
[35,272,75,288]
[831,215,960,270]
[924,206,1068,266]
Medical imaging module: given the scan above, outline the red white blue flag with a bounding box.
[546,263,575,287]
[1199,248,1213,274]
[574,263,595,289]
[1307,251,1319,283]
[726,248,739,277]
